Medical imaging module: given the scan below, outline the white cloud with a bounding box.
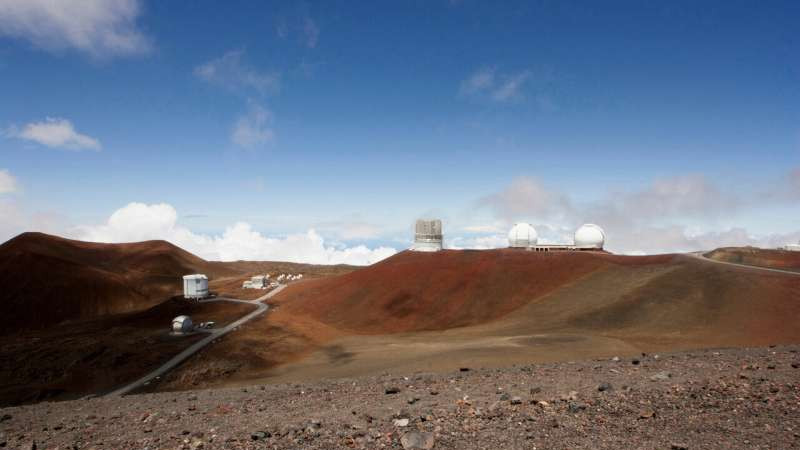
[459,67,495,96]
[231,104,274,149]
[0,169,18,194]
[490,70,532,102]
[194,50,280,95]
[5,118,101,151]
[459,67,533,103]
[479,177,573,223]
[75,202,397,265]
[0,0,150,58]
[303,17,319,48]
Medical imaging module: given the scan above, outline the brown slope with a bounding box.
[705,247,800,272]
[0,232,242,333]
[273,249,651,334]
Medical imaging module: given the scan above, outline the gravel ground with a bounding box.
[1,345,799,449]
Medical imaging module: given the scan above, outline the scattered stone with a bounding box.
[429,390,438,396]
[639,409,656,419]
[792,363,799,369]
[568,402,587,413]
[598,382,613,392]
[767,364,776,370]
[632,359,641,365]
[385,387,401,394]
[510,396,523,405]
[400,431,435,449]
[0,415,10,423]
[407,397,420,405]
[393,418,410,427]
[650,371,672,382]
[671,444,689,450]
[611,356,620,362]
[530,387,542,394]
[459,367,470,372]
[250,431,268,441]
[499,392,510,401]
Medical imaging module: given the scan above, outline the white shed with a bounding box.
[183,274,209,299]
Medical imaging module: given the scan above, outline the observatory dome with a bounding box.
[508,223,538,248]
[574,224,605,249]
[172,315,193,333]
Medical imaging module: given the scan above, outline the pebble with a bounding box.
[510,396,523,405]
[598,382,613,392]
[393,418,410,427]
[250,431,268,441]
[385,387,401,394]
[400,431,435,449]
[650,371,672,382]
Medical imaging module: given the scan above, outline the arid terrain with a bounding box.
[0,233,355,406]
[1,233,799,420]
[155,249,800,392]
[1,345,798,449]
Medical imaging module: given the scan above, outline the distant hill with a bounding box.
[705,247,800,272]
[0,232,240,332]
[274,249,674,334]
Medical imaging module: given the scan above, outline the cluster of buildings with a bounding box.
[242,273,302,289]
[411,219,605,252]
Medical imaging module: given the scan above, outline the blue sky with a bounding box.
[1,0,799,262]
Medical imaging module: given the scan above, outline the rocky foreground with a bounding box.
[2,345,799,449]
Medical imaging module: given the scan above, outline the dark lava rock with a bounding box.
[632,359,641,365]
[385,387,401,394]
[598,382,613,392]
[510,396,523,405]
[568,402,587,413]
[459,367,470,372]
[251,431,269,440]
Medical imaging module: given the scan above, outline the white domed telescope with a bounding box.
[172,315,193,333]
[508,223,538,248]
[506,223,606,252]
[574,224,606,249]
[412,219,443,252]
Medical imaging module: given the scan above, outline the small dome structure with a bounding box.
[172,315,193,333]
[508,223,538,248]
[574,224,605,249]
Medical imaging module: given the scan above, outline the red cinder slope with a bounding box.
[0,232,239,333]
[276,249,666,334]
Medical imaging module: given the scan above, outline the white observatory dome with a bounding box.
[508,223,538,248]
[172,315,193,333]
[574,224,605,249]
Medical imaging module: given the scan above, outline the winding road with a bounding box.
[689,252,800,276]
[108,284,286,397]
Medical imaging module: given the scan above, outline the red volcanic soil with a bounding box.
[274,249,674,334]
[706,247,800,272]
[0,232,241,333]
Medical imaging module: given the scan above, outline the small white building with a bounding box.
[242,275,268,289]
[172,315,193,333]
[183,274,209,299]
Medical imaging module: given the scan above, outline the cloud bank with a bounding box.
[0,0,150,58]
[5,118,101,151]
[75,202,397,265]
[470,171,800,254]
